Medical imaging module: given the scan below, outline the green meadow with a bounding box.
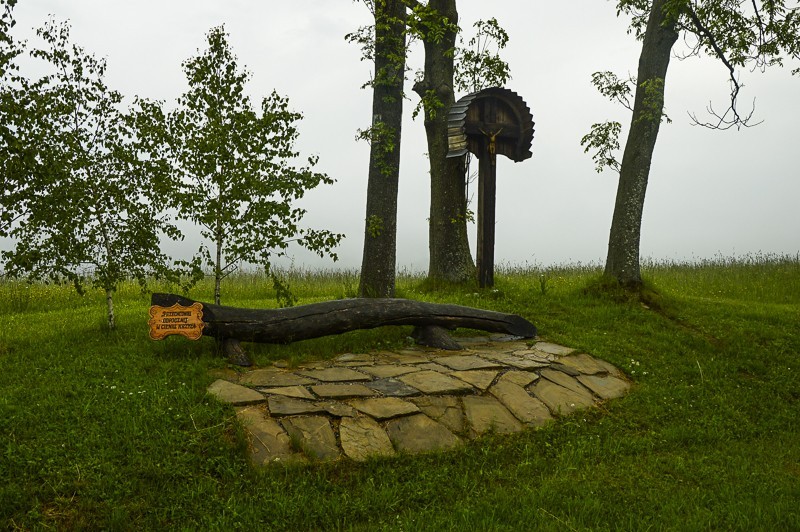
[1,255,799,530]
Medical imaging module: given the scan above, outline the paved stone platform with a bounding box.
[207,337,631,465]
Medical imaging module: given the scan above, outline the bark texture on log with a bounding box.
[150,293,536,345]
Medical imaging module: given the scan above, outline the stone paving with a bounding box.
[207,336,631,465]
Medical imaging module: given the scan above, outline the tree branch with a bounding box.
[685,5,757,130]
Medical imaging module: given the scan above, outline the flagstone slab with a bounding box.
[297,368,371,382]
[463,396,523,437]
[258,386,315,400]
[556,353,610,375]
[512,349,553,363]
[311,383,376,399]
[282,416,340,462]
[450,370,499,391]
[240,370,315,387]
[415,362,453,373]
[340,416,395,461]
[577,374,631,400]
[499,370,539,387]
[360,364,420,378]
[534,342,575,356]
[336,353,374,363]
[489,381,553,427]
[268,396,327,416]
[433,355,504,371]
[350,397,420,420]
[477,352,547,370]
[549,362,582,377]
[409,396,465,434]
[540,369,595,398]
[398,370,475,395]
[365,378,421,397]
[530,379,595,416]
[319,401,359,418]
[386,414,462,454]
[235,407,305,465]
[381,353,430,364]
[208,379,266,406]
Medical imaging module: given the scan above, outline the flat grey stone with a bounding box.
[415,362,453,373]
[235,407,305,465]
[310,383,376,399]
[463,396,523,437]
[499,371,539,387]
[360,364,419,378]
[534,342,576,356]
[512,349,553,363]
[577,374,630,400]
[319,401,359,417]
[365,378,421,397]
[549,362,582,377]
[450,370,499,391]
[540,369,595,397]
[336,353,374,362]
[409,396,465,434]
[530,379,595,416]
[282,416,340,462]
[340,416,395,461]
[398,370,475,395]
[297,367,371,382]
[267,396,326,416]
[555,353,608,375]
[477,352,547,370]
[240,370,314,387]
[489,381,553,427]
[381,353,430,364]
[257,386,315,400]
[350,397,420,420]
[207,379,266,406]
[433,355,504,371]
[386,413,462,454]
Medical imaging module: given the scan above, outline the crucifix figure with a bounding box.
[480,127,504,164]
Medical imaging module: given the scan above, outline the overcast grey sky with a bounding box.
[7,0,800,271]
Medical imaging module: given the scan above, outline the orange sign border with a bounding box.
[148,302,205,340]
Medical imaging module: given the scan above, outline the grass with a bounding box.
[1,255,799,530]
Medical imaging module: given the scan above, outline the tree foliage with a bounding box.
[159,25,342,305]
[1,18,193,328]
[587,0,800,289]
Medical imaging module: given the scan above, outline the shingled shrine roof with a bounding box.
[446,87,534,162]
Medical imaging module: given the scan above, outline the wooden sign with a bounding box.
[148,302,205,340]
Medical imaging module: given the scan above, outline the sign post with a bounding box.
[148,302,205,341]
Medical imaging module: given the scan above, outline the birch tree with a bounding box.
[1,19,192,329]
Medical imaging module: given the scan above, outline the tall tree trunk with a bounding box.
[413,0,475,285]
[604,0,679,289]
[359,0,407,298]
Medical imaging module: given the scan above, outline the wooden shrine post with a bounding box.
[447,87,535,287]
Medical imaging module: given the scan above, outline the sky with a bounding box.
[6,0,800,272]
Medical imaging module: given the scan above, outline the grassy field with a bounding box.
[1,255,798,530]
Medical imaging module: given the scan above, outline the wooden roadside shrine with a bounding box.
[447,87,535,287]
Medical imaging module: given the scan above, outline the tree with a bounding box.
[349,1,511,290]
[417,15,511,285]
[583,0,800,290]
[354,0,408,297]
[164,25,341,305]
[411,0,475,284]
[0,0,27,239]
[1,19,191,329]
